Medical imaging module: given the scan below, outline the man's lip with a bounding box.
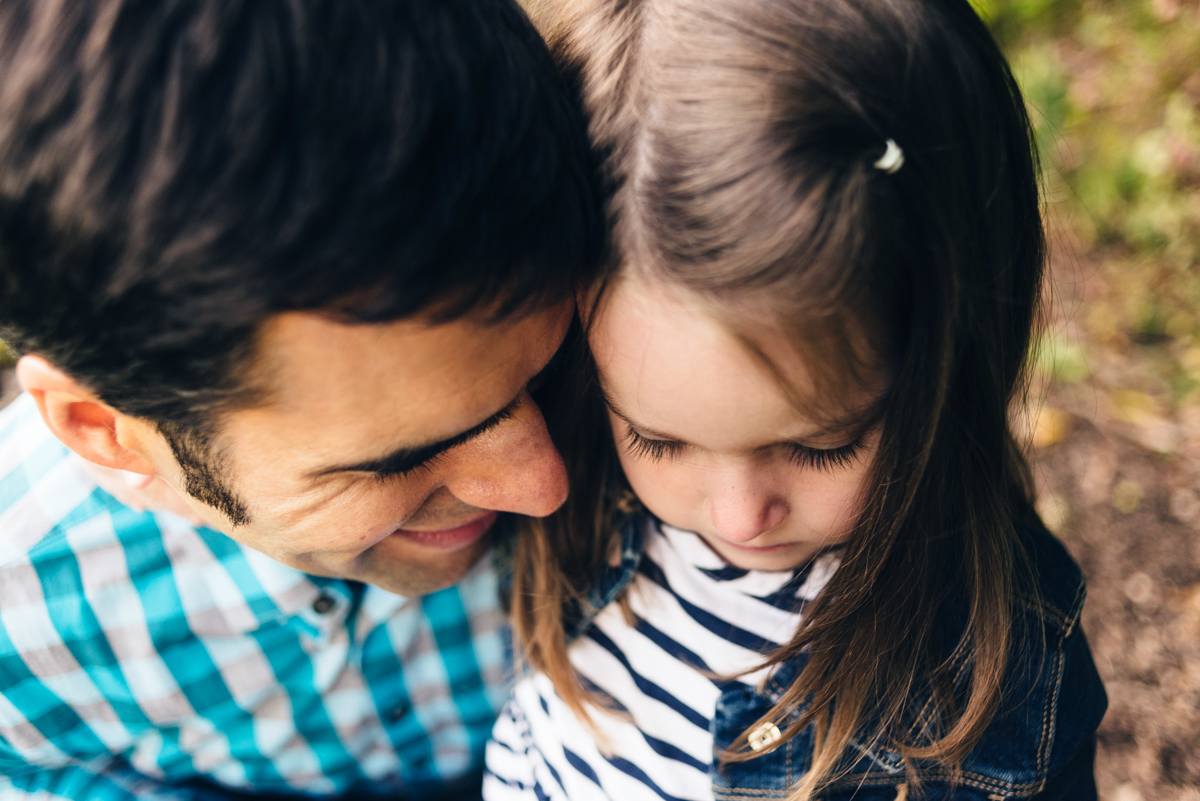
[391,511,499,551]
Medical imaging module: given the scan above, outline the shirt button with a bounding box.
[311,594,336,614]
[389,703,409,722]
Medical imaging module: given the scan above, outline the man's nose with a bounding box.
[703,470,788,543]
[447,392,569,518]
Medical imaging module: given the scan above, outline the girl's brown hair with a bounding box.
[514,0,1046,796]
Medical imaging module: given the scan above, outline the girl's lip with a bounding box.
[719,538,794,552]
[392,511,499,551]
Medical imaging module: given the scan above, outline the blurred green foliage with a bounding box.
[985,0,1200,406]
[0,341,12,370]
[1036,333,1092,383]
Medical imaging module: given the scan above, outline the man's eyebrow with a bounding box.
[313,395,522,478]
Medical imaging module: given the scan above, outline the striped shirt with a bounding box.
[0,394,510,800]
[484,519,839,801]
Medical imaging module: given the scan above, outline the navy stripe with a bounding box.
[628,615,715,675]
[586,626,711,729]
[697,565,748,582]
[489,736,518,755]
[642,732,708,772]
[755,592,808,612]
[539,740,567,793]
[639,557,780,652]
[562,744,603,787]
[753,558,821,610]
[578,674,631,716]
[604,754,692,801]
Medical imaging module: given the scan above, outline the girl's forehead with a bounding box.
[589,277,880,448]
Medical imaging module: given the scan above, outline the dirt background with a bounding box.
[1021,246,1200,801]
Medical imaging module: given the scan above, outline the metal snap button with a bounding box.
[311,594,336,614]
[747,721,782,752]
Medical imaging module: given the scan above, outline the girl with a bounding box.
[488,0,1107,799]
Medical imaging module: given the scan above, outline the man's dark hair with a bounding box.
[0,0,606,522]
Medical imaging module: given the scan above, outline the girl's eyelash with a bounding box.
[624,427,866,471]
[786,436,864,471]
[625,429,685,461]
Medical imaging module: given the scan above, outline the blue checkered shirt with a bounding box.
[0,394,511,799]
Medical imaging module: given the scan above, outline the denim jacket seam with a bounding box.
[1016,573,1086,637]
[824,767,1048,796]
[786,736,794,791]
[1015,593,1068,630]
[908,632,974,742]
[854,628,973,769]
[1060,579,1087,638]
[1034,623,1069,790]
[1028,574,1085,792]
[716,783,793,796]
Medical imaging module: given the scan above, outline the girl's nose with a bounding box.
[704,478,789,543]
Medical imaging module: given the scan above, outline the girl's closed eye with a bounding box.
[785,435,865,470]
[623,427,685,461]
[622,425,868,472]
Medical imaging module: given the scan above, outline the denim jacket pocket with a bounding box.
[712,678,814,801]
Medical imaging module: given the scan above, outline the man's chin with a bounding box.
[353,528,494,597]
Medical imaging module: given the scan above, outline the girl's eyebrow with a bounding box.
[599,386,680,442]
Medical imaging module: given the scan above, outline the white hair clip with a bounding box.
[874,138,904,174]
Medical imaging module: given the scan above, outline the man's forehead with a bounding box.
[253,311,520,402]
[220,305,569,472]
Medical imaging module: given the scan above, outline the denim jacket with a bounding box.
[551,513,1108,801]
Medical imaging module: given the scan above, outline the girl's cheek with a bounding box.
[617,452,697,524]
[616,449,669,499]
[799,459,876,541]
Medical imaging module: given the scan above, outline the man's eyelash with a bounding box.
[359,402,521,483]
[371,453,444,482]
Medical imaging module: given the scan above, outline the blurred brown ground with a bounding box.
[1028,243,1200,801]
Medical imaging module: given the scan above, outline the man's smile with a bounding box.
[391,510,499,551]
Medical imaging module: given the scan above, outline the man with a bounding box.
[0,0,604,798]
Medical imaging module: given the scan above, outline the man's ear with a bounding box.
[16,355,159,475]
